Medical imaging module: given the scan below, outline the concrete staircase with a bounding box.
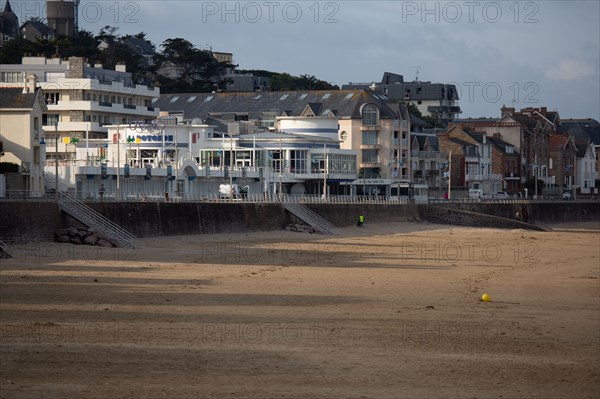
[283,203,341,235]
[57,192,137,248]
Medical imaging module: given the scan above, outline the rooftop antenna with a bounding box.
[415,66,421,82]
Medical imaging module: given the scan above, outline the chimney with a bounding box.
[540,107,547,114]
[493,132,501,139]
[23,74,37,94]
[501,105,514,116]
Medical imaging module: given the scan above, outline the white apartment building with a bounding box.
[0,56,160,161]
[46,116,358,199]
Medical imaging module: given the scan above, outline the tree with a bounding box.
[238,70,338,91]
[524,177,545,196]
[153,38,229,93]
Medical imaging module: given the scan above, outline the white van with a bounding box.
[219,184,248,199]
[468,189,483,199]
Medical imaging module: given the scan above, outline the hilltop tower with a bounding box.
[47,0,79,37]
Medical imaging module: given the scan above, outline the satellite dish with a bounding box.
[191,118,203,125]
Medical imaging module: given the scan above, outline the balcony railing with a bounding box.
[393,138,408,147]
[123,104,136,110]
[99,102,112,107]
[411,150,442,159]
[465,173,503,181]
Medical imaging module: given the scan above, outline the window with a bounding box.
[279,94,289,101]
[45,72,65,83]
[34,117,39,130]
[0,72,22,83]
[339,131,348,142]
[290,150,307,174]
[45,92,61,104]
[362,104,379,126]
[252,94,262,100]
[187,96,197,102]
[344,93,354,100]
[43,114,59,126]
[203,95,214,102]
[321,93,331,100]
[298,93,308,100]
[362,131,378,145]
[169,96,180,103]
[362,149,378,163]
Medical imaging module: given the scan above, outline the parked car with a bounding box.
[468,189,483,199]
[562,190,572,200]
[495,191,510,199]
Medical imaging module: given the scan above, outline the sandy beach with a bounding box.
[1,221,599,398]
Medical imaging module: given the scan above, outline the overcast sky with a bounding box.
[17,0,599,119]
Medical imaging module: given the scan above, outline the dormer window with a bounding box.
[362,104,379,126]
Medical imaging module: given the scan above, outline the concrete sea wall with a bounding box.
[0,201,598,243]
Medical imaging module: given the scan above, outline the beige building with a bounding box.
[211,51,233,65]
[0,81,47,194]
[0,56,160,161]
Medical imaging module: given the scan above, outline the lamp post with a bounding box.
[229,133,234,199]
[447,151,452,200]
[322,144,327,202]
[54,122,58,198]
[534,154,538,200]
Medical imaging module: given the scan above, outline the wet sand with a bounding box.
[1,221,599,398]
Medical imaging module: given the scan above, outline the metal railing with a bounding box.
[57,192,137,248]
[2,190,598,205]
[283,203,341,235]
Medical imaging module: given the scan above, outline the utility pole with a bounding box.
[116,122,120,200]
[322,144,327,202]
[447,151,452,200]
[278,139,283,199]
[533,154,538,199]
[54,122,59,197]
[229,133,233,198]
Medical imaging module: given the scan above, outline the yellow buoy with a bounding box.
[481,293,491,302]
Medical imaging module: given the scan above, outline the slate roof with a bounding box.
[487,136,517,154]
[0,87,41,109]
[576,142,590,158]
[448,137,475,148]
[154,90,399,121]
[20,19,53,36]
[123,37,156,56]
[560,119,600,145]
[411,133,439,151]
[465,131,487,144]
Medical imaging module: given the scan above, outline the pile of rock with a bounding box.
[284,223,322,234]
[55,227,117,247]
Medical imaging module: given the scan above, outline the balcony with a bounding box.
[360,142,381,150]
[99,102,112,107]
[504,172,520,180]
[393,138,408,147]
[123,104,136,110]
[411,150,442,159]
[360,125,380,131]
[465,173,503,181]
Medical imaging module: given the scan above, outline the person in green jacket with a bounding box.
[357,214,365,227]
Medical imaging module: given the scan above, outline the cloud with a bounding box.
[545,60,597,81]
